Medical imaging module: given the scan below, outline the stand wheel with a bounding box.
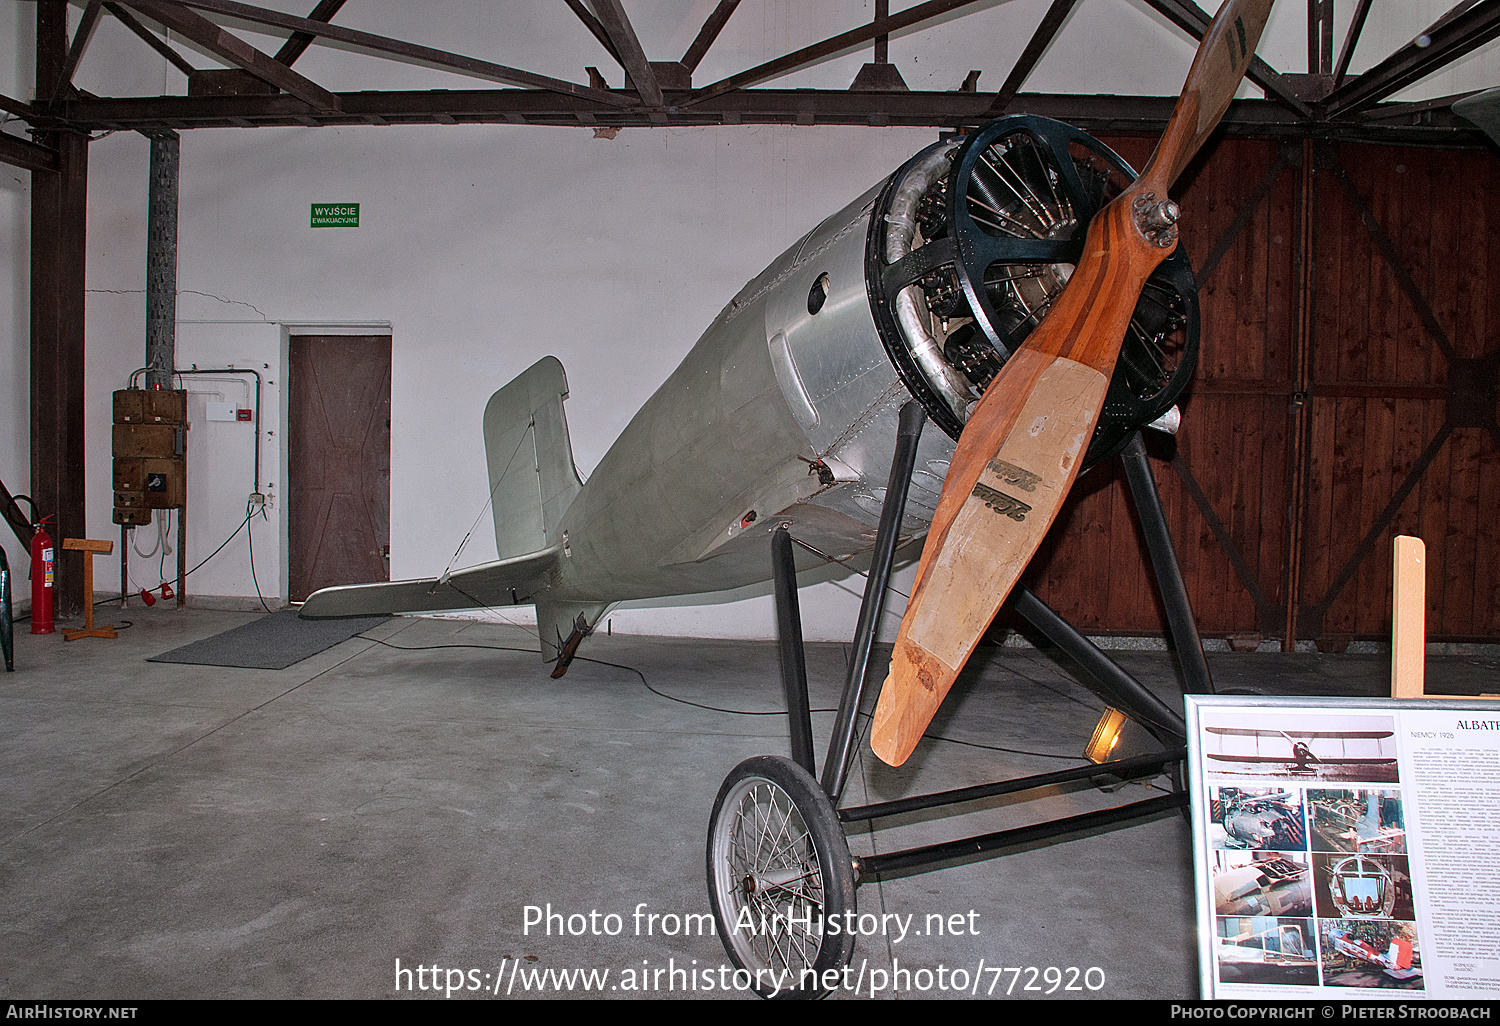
[706,756,857,998]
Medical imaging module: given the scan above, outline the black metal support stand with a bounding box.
[1011,587,1186,744]
[1119,432,1213,694]
[1,546,13,672]
[772,524,816,776]
[766,424,1208,880]
[821,400,926,801]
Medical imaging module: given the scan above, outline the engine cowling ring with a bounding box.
[867,115,1200,466]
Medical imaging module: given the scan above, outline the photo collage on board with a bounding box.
[1203,712,1423,992]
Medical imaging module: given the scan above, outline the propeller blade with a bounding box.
[1144,0,1277,189]
[869,0,1275,768]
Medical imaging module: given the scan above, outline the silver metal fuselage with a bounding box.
[550,175,956,607]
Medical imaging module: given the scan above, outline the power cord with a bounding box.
[352,632,1087,761]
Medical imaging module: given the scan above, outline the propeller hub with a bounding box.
[1132,192,1180,249]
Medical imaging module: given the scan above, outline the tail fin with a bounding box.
[483,356,583,560]
[1389,938,1413,970]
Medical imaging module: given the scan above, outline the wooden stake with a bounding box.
[1390,535,1500,700]
[1390,535,1424,698]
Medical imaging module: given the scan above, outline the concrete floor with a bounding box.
[2,605,1496,1000]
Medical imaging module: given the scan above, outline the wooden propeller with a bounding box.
[870,0,1276,767]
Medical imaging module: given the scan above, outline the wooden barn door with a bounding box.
[1292,141,1500,646]
[1004,135,1500,648]
[288,334,392,602]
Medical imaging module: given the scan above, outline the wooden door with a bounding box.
[995,136,1500,647]
[289,335,391,602]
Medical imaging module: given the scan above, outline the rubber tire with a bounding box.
[706,756,857,999]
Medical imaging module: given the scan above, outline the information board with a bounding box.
[1186,694,1500,999]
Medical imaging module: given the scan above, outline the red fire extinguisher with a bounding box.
[31,514,54,635]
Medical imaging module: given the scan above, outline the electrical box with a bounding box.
[113,388,186,526]
[113,388,185,425]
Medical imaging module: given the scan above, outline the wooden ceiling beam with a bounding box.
[55,0,105,95]
[1332,0,1374,88]
[103,2,198,77]
[51,87,1488,144]
[0,131,59,174]
[562,0,624,67]
[0,92,39,122]
[1325,0,1500,116]
[168,0,636,106]
[1137,0,1311,116]
[273,0,346,67]
[680,0,739,72]
[123,0,342,110]
[987,0,1078,115]
[685,0,984,106]
[590,0,663,106]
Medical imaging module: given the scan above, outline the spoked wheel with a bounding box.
[706,756,857,999]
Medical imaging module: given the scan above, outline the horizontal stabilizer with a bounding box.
[299,545,560,619]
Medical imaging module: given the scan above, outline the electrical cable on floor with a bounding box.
[349,631,1085,760]
[119,508,254,605]
[356,635,538,657]
[339,513,1083,759]
[575,655,811,716]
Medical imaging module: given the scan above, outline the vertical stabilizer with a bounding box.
[483,357,583,560]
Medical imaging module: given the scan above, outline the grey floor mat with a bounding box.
[148,610,389,669]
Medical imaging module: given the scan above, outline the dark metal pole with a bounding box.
[1,546,13,671]
[1118,432,1212,695]
[1012,585,1186,743]
[145,130,179,390]
[821,400,925,801]
[772,524,816,776]
[31,2,89,621]
[176,502,186,608]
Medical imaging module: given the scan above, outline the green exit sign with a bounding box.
[311,202,359,227]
